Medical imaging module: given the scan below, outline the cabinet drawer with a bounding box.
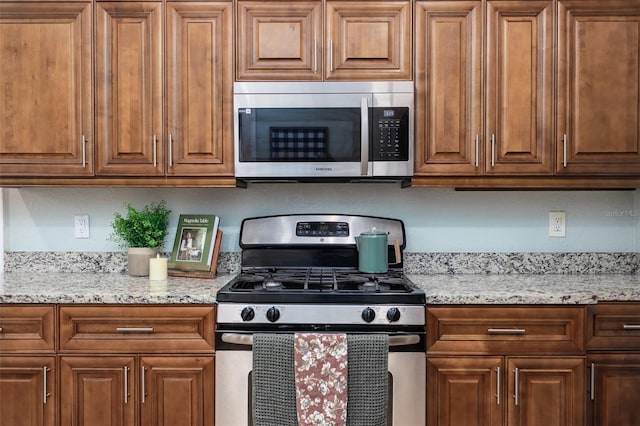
[0,305,55,353]
[59,305,215,353]
[587,303,640,350]
[427,306,585,355]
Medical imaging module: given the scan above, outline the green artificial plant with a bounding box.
[109,201,171,249]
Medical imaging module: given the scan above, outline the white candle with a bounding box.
[149,254,168,280]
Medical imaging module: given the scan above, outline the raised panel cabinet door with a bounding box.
[557,0,640,175]
[60,356,136,426]
[96,1,163,176]
[140,356,214,426]
[166,2,234,176]
[326,0,411,80]
[427,357,503,426]
[0,2,93,177]
[589,354,640,426]
[485,0,553,175]
[0,356,55,426]
[507,357,586,426]
[236,1,322,80]
[414,1,482,175]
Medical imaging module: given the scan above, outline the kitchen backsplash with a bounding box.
[4,251,638,274]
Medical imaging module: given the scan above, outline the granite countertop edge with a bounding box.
[1,272,639,305]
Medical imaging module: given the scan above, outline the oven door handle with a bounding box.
[220,333,420,347]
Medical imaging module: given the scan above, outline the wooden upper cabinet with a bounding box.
[325,0,411,80]
[166,1,234,176]
[96,1,164,176]
[485,0,553,175]
[415,0,553,176]
[414,1,482,175]
[236,0,411,81]
[557,0,640,175]
[0,1,93,177]
[236,1,322,80]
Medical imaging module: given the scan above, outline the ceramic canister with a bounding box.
[355,228,388,273]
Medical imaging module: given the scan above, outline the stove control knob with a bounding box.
[240,307,255,322]
[386,307,401,322]
[361,307,376,323]
[266,306,280,323]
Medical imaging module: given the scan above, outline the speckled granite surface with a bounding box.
[1,271,639,305]
[1,251,638,305]
[4,251,639,274]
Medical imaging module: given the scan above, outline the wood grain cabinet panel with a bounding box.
[427,306,587,426]
[59,305,215,353]
[0,305,55,353]
[0,356,56,426]
[166,1,234,176]
[587,303,640,351]
[427,306,585,355]
[95,1,164,176]
[0,1,93,177]
[557,0,640,175]
[588,354,640,426]
[236,0,411,81]
[415,0,553,176]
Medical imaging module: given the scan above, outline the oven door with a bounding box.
[233,82,413,180]
[215,331,426,426]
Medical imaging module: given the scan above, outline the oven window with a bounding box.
[247,371,393,426]
[238,108,361,162]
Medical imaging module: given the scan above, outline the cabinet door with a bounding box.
[557,0,640,175]
[166,2,234,176]
[140,356,214,426]
[0,356,55,426]
[236,1,322,80]
[427,357,503,426]
[414,1,482,175]
[485,0,553,175]
[96,2,163,176]
[60,356,136,426]
[507,357,585,426]
[589,354,640,426]
[0,2,93,177]
[326,0,411,80]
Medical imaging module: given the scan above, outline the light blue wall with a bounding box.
[3,186,639,253]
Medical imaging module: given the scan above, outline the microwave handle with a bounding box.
[360,97,369,175]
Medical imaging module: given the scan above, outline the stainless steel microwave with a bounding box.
[234,81,414,184]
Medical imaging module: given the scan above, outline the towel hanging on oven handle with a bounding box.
[221,332,420,347]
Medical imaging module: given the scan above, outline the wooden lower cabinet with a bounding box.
[586,303,640,426]
[427,356,585,426]
[588,354,640,426]
[59,355,214,426]
[0,356,56,426]
[427,306,587,426]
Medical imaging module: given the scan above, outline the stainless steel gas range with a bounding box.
[215,214,426,426]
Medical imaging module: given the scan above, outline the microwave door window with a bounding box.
[238,108,361,162]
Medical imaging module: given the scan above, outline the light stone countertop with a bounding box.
[0,272,639,305]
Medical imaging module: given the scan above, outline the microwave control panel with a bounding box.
[371,107,409,161]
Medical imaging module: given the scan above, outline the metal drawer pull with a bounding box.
[43,367,51,404]
[141,366,147,403]
[488,328,526,335]
[474,134,479,167]
[623,324,640,330]
[513,367,520,406]
[0,327,3,333]
[124,366,129,404]
[496,367,501,405]
[590,362,595,401]
[221,333,420,347]
[116,327,154,333]
[562,134,567,167]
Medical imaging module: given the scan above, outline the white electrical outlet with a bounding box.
[549,211,566,237]
[74,214,90,238]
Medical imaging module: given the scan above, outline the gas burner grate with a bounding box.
[229,268,413,293]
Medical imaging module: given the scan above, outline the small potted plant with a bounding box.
[109,201,171,276]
